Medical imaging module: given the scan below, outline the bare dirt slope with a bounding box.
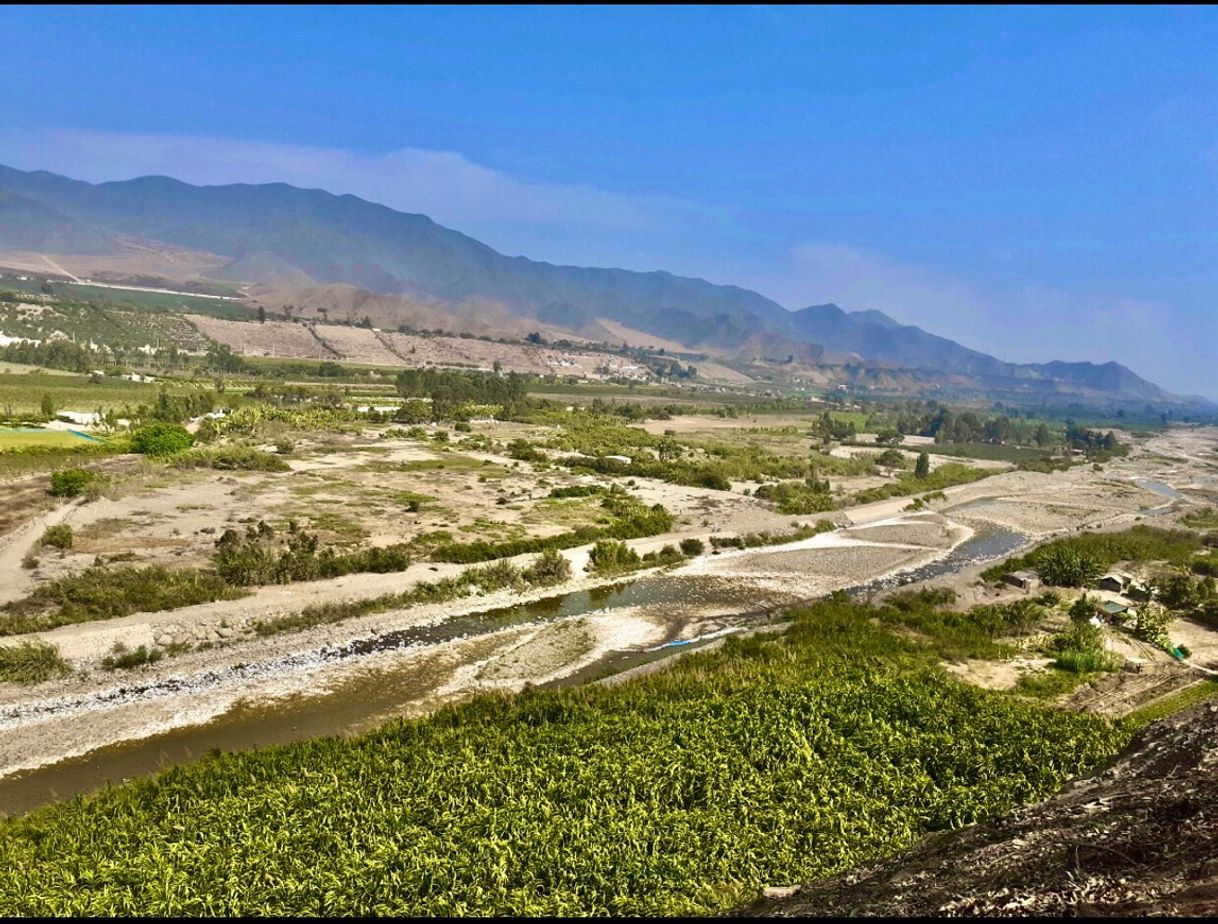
[734,701,1218,917]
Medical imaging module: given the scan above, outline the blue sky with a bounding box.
[1,6,1214,395]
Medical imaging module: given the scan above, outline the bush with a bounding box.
[521,549,572,587]
[1035,545,1104,587]
[679,537,705,557]
[0,640,70,683]
[130,423,193,457]
[171,447,290,472]
[40,523,73,550]
[49,468,95,498]
[586,540,641,574]
[507,439,545,463]
[641,544,684,566]
[1,566,243,634]
[100,642,164,671]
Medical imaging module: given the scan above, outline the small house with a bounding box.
[1100,601,1131,621]
[1002,569,1041,591]
[1097,572,1133,593]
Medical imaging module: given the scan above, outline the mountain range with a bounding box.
[0,164,1203,407]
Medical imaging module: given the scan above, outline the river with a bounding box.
[0,520,1028,817]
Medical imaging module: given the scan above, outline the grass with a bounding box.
[0,566,246,635]
[0,371,167,415]
[1124,679,1218,728]
[1015,667,1097,699]
[0,429,95,450]
[0,640,71,684]
[1180,507,1218,530]
[849,462,997,506]
[0,598,1128,915]
[169,446,290,472]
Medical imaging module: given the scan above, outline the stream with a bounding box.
[0,521,1028,817]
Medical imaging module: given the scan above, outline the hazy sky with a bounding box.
[1,6,1214,396]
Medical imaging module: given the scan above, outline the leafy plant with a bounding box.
[0,640,70,683]
[48,468,95,498]
[39,523,73,550]
[130,422,193,457]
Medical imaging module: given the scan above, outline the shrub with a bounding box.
[40,523,73,550]
[679,537,705,557]
[521,549,572,586]
[130,423,193,457]
[1036,545,1104,587]
[641,544,684,566]
[1,566,243,634]
[0,640,71,683]
[586,540,641,574]
[49,468,95,498]
[507,439,545,463]
[100,642,164,671]
[171,447,290,472]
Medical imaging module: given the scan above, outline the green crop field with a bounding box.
[0,598,1128,916]
[0,371,173,416]
[0,277,248,318]
[0,428,101,450]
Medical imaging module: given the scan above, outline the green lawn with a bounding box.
[0,428,101,450]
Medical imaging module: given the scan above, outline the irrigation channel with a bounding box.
[0,517,1029,817]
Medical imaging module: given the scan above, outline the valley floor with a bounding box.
[1,427,1213,812]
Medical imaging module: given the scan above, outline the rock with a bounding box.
[217,626,234,638]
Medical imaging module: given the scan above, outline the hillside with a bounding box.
[0,164,1196,406]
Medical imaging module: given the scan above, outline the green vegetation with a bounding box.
[433,493,673,564]
[586,539,642,574]
[1181,507,1218,530]
[130,422,193,457]
[1048,622,1121,674]
[212,521,412,586]
[709,521,835,550]
[0,566,244,635]
[100,642,164,672]
[753,478,835,515]
[170,446,290,472]
[849,462,993,506]
[38,523,73,551]
[0,640,71,684]
[875,589,1044,661]
[982,526,1203,586]
[48,467,96,498]
[0,597,1128,915]
[0,428,90,450]
[679,537,705,556]
[1124,679,1218,728]
[253,550,575,637]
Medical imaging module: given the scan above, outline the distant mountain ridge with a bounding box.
[0,164,1197,406]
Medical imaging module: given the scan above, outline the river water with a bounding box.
[0,522,1027,817]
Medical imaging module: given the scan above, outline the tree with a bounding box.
[39,393,56,418]
[257,305,266,324]
[914,451,930,479]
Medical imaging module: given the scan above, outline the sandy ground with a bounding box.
[2,426,1215,790]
